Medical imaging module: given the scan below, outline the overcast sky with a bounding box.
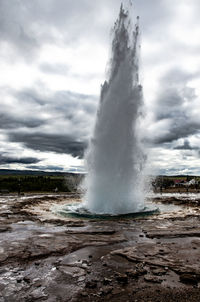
[0,0,200,175]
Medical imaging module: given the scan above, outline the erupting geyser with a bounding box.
[83,4,145,215]
[56,3,152,218]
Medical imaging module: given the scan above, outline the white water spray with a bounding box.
[83,4,145,215]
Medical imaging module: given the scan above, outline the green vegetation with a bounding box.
[0,172,84,193]
[0,175,69,193]
[0,170,200,194]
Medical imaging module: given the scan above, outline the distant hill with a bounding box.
[0,170,197,177]
[0,169,78,176]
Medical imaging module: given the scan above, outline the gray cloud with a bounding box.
[174,139,199,150]
[26,165,64,171]
[157,166,200,176]
[0,87,46,130]
[0,154,40,165]
[0,0,119,60]
[15,89,46,106]
[0,0,39,59]
[0,113,44,129]
[1,87,97,158]
[150,68,200,145]
[9,132,87,158]
[39,63,70,75]
[1,0,200,173]
[154,121,200,145]
[0,0,172,61]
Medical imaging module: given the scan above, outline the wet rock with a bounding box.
[136,265,147,276]
[85,280,98,289]
[23,276,31,284]
[33,278,42,287]
[100,285,113,295]
[16,278,22,283]
[0,249,7,262]
[112,288,125,295]
[34,261,40,266]
[82,259,89,265]
[1,193,200,301]
[144,274,162,283]
[152,268,167,276]
[29,287,48,299]
[78,276,85,282]
[126,269,139,278]
[59,266,86,277]
[0,283,6,291]
[80,291,88,297]
[179,273,199,285]
[0,225,11,232]
[103,277,112,285]
[116,273,128,284]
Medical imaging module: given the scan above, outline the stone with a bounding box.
[116,273,128,284]
[30,288,48,299]
[80,291,88,297]
[85,280,97,289]
[59,266,86,277]
[0,226,11,232]
[33,278,42,287]
[23,276,31,284]
[100,286,113,295]
[103,277,112,285]
[152,268,167,276]
[179,273,199,285]
[144,274,162,283]
[126,269,139,278]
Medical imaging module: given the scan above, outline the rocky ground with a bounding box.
[0,193,200,301]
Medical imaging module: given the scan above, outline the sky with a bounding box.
[0,0,200,175]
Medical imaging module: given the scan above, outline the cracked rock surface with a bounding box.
[0,193,200,301]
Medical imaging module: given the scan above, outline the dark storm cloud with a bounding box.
[1,87,97,157]
[0,87,46,129]
[151,68,200,145]
[13,88,97,118]
[153,120,200,145]
[0,113,43,129]
[9,132,87,158]
[26,165,64,171]
[174,139,199,150]
[0,154,40,165]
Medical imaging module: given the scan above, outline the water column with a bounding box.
[84,4,145,214]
